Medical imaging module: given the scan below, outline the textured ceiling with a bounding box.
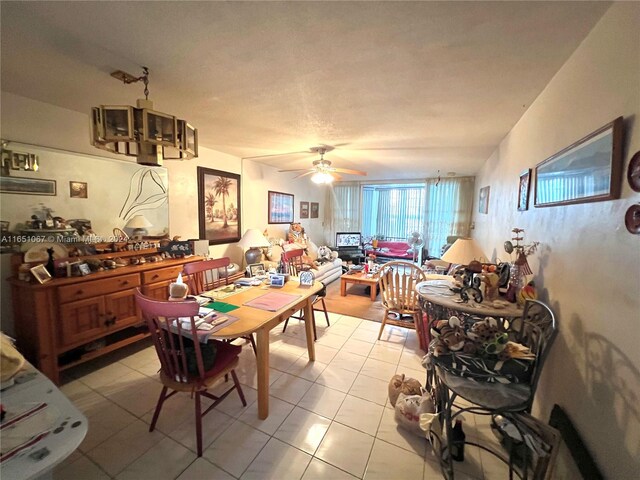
[1,1,610,181]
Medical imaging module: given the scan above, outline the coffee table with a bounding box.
[340,271,380,301]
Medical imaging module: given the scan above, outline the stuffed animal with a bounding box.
[430,316,470,356]
[287,222,308,247]
[314,245,333,266]
[467,317,508,357]
[517,281,538,306]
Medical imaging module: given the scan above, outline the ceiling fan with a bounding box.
[277,146,367,184]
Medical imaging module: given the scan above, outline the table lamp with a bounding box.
[125,215,152,239]
[238,228,269,266]
[441,237,487,302]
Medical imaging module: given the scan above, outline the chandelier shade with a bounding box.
[91,68,198,165]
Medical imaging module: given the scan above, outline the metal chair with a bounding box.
[377,260,427,340]
[135,290,246,457]
[183,258,257,354]
[430,299,558,479]
[281,248,330,339]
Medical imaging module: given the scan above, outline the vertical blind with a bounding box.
[329,177,474,257]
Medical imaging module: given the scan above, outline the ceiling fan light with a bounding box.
[311,171,333,184]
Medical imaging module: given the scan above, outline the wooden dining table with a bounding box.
[206,279,322,419]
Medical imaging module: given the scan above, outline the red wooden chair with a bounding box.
[281,248,330,339]
[135,290,246,457]
[183,258,257,353]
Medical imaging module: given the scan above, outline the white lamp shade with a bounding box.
[441,238,487,265]
[238,229,270,249]
[125,215,153,229]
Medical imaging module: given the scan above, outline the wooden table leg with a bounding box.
[370,283,377,301]
[340,278,347,296]
[303,299,316,361]
[256,328,270,419]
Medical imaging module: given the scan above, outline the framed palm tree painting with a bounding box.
[197,167,241,245]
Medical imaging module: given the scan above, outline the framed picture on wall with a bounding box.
[0,176,56,196]
[300,201,309,219]
[517,169,531,211]
[478,186,490,214]
[70,181,88,199]
[197,167,241,245]
[310,202,319,219]
[268,191,294,224]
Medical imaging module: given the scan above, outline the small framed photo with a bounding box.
[517,169,531,211]
[78,263,92,276]
[248,263,266,277]
[300,201,309,219]
[310,202,319,219]
[268,191,294,224]
[30,264,52,284]
[70,181,88,199]
[269,274,285,288]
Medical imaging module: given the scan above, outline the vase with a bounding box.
[506,262,525,303]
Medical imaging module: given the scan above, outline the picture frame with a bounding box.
[268,191,294,224]
[197,167,241,245]
[0,176,57,196]
[310,202,319,219]
[300,201,309,219]
[30,264,52,284]
[534,117,624,208]
[478,186,490,214]
[70,181,88,199]
[248,263,266,277]
[269,274,285,288]
[517,169,532,211]
[78,263,92,276]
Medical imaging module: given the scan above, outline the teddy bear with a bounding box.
[287,222,308,247]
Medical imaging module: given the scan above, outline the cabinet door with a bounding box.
[141,281,171,301]
[59,297,107,349]
[104,289,140,329]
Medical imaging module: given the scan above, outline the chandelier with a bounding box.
[90,67,198,166]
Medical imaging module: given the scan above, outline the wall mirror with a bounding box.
[534,117,624,207]
[0,142,169,241]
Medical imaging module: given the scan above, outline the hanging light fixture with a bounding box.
[90,67,198,166]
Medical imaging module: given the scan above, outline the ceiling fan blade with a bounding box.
[332,168,367,176]
[329,172,343,182]
[243,150,310,160]
[292,171,316,179]
[278,167,314,173]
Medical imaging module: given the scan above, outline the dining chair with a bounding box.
[429,299,558,479]
[281,248,330,339]
[377,260,427,340]
[183,258,257,354]
[135,290,246,457]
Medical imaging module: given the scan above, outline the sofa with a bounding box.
[262,241,343,285]
[364,240,415,261]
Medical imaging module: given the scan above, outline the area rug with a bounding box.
[323,279,386,322]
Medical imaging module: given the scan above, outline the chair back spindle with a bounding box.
[183,257,231,293]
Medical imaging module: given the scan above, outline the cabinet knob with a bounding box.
[152,274,159,280]
[121,280,129,285]
[76,289,84,296]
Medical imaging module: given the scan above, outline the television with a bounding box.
[336,232,361,248]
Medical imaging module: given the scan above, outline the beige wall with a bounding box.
[473,4,640,478]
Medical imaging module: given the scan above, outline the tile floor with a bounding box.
[53,313,512,480]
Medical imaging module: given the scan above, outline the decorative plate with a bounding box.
[23,242,68,263]
[299,270,315,286]
[628,151,640,192]
[625,204,640,235]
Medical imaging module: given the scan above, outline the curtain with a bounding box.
[371,184,425,241]
[326,182,361,245]
[424,176,475,257]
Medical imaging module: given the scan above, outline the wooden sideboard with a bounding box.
[9,254,209,384]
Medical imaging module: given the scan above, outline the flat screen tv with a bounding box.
[336,232,361,248]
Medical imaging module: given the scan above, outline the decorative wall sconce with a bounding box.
[91,67,198,166]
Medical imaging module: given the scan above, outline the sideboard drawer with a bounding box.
[141,265,185,285]
[58,274,141,303]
